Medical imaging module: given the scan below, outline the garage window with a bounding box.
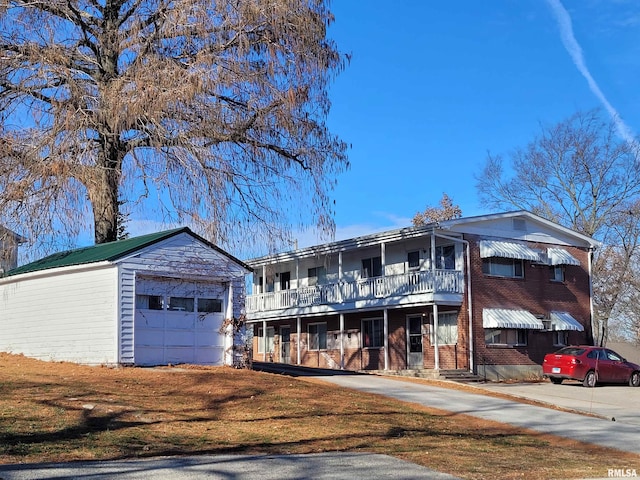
[198,298,223,313]
[168,297,194,312]
[136,294,164,310]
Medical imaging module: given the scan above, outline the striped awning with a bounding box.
[547,248,580,266]
[479,240,541,262]
[483,308,544,330]
[550,311,584,331]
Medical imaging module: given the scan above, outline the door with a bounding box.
[407,316,423,369]
[280,326,291,364]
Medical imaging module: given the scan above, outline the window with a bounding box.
[482,258,524,278]
[430,312,458,345]
[361,256,382,278]
[198,298,222,313]
[426,245,456,270]
[407,251,420,270]
[308,266,327,286]
[135,294,163,310]
[362,318,384,348]
[485,329,527,346]
[168,297,194,312]
[257,326,275,354]
[308,323,327,350]
[553,330,569,347]
[550,265,565,282]
[279,271,291,290]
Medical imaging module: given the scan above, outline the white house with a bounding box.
[0,228,251,366]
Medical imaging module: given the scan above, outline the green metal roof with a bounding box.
[5,227,193,277]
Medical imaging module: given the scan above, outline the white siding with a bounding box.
[0,266,119,364]
[116,232,248,365]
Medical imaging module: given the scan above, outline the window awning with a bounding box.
[547,248,581,266]
[483,308,544,330]
[479,240,541,262]
[550,311,584,331]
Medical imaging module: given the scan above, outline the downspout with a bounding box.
[430,232,438,370]
[588,246,596,346]
[434,232,474,374]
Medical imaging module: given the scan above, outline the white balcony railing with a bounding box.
[246,269,463,314]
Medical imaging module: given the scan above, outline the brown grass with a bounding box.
[0,352,638,479]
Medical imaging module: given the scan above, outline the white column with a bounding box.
[340,313,345,369]
[296,316,301,365]
[224,283,234,366]
[383,308,389,371]
[262,319,267,361]
[433,304,440,371]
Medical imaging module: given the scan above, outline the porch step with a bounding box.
[377,369,485,383]
[438,369,485,383]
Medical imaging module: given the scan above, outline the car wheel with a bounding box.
[630,371,640,387]
[550,377,563,385]
[583,370,597,388]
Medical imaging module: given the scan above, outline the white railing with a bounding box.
[245,269,463,313]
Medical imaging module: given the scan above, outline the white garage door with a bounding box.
[134,291,226,366]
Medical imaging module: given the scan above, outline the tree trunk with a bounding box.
[89,166,120,244]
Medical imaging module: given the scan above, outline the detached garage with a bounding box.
[0,228,251,366]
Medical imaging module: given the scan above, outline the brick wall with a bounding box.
[466,234,593,369]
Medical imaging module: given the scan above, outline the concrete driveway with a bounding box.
[472,380,640,426]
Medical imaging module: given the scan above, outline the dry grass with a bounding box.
[0,353,638,479]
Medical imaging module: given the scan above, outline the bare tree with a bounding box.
[0,0,349,254]
[476,109,640,345]
[412,193,462,226]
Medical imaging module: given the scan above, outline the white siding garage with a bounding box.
[0,228,251,366]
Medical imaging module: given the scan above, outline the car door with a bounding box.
[604,349,629,383]
[593,348,615,382]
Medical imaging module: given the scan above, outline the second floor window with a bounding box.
[550,265,565,282]
[482,257,524,278]
[407,251,420,270]
[361,256,382,278]
[308,266,326,286]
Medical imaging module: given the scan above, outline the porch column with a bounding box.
[383,308,389,371]
[261,265,267,311]
[381,242,386,275]
[338,251,344,302]
[224,283,234,366]
[340,313,345,369]
[296,316,301,365]
[433,304,440,370]
[262,319,267,361]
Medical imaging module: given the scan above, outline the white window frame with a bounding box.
[308,266,327,287]
[485,328,527,347]
[430,311,458,345]
[362,317,384,348]
[257,326,275,354]
[482,257,524,278]
[308,322,327,351]
[550,265,565,282]
[407,251,420,271]
[553,330,569,347]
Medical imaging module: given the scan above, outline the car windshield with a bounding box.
[556,347,586,356]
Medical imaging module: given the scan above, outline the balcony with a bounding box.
[245,269,464,319]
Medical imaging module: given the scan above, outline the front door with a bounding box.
[280,326,291,364]
[407,316,423,369]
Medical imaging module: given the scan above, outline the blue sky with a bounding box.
[310,0,640,246]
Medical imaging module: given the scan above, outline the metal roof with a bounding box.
[5,227,251,277]
[482,308,544,330]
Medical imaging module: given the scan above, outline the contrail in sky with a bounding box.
[546,0,638,149]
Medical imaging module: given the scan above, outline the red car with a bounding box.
[543,345,640,387]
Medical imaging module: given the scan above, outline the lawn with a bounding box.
[0,352,638,479]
